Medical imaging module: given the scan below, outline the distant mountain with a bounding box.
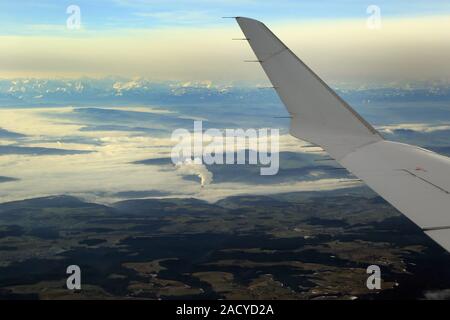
[0,78,279,107]
[114,197,226,216]
[0,195,114,227]
[0,145,94,156]
[0,176,18,183]
[0,128,26,139]
[2,77,450,107]
[0,195,103,212]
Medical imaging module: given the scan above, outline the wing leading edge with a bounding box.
[236,17,450,253]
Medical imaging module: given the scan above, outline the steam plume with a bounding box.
[175,158,213,187]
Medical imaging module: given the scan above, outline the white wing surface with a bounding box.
[236,17,450,252]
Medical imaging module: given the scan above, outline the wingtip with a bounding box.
[222,16,259,21]
[235,17,267,30]
[235,16,262,23]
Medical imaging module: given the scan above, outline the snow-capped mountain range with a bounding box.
[1,77,450,107]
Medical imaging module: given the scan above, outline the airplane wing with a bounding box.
[236,17,450,253]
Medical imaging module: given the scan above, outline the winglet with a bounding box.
[235,17,383,160]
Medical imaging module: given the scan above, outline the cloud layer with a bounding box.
[1,16,450,84]
[0,105,364,204]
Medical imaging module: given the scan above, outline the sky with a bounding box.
[1,1,450,83]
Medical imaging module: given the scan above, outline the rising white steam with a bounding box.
[175,158,213,187]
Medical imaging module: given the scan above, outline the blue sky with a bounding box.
[1,0,450,34]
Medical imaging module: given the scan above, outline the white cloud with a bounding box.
[377,123,450,134]
[0,106,358,204]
